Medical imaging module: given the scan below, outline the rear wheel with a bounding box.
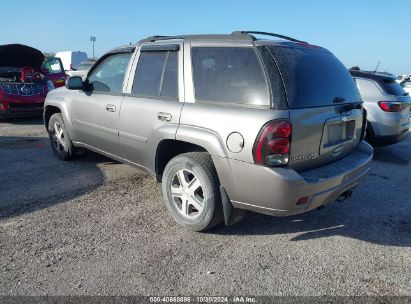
[48,113,75,161]
[162,152,223,232]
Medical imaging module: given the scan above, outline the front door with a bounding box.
[42,57,66,88]
[70,52,133,157]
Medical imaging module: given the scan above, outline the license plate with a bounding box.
[327,121,355,145]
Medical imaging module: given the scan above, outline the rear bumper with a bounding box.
[214,140,373,216]
[369,130,409,146]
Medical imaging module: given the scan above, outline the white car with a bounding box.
[54,51,88,71]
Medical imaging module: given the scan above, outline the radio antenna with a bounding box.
[373,61,381,74]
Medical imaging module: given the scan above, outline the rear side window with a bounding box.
[266,46,361,108]
[379,79,408,96]
[191,47,270,106]
[132,51,178,100]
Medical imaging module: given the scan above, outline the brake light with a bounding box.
[70,64,72,70]
[378,101,402,112]
[253,121,292,166]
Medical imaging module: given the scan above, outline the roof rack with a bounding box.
[138,35,183,43]
[231,31,307,43]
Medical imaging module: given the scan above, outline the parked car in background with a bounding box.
[66,61,94,78]
[44,31,373,231]
[54,51,88,71]
[0,44,55,118]
[350,69,411,146]
[397,74,411,96]
[41,57,66,88]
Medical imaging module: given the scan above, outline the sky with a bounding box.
[1,0,410,75]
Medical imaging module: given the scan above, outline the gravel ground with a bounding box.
[0,117,410,296]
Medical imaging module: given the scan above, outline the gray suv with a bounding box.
[350,70,410,146]
[44,31,373,231]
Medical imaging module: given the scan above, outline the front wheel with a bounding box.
[48,113,75,161]
[162,152,223,232]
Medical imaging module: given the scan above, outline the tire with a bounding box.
[47,113,75,161]
[162,152,224,232]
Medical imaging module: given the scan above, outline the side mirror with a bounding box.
[66,76,84,90]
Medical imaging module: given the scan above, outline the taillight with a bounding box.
[378,101,402,112]
[253,120,292,166]
[70,64,72,70]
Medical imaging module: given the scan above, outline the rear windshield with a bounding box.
[264,46,361,108]
[379,79,408,96]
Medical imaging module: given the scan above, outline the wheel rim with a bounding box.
[171,169,204,218]
[51,122,66,152]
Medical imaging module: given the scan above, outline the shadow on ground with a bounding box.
[0,135,114,220]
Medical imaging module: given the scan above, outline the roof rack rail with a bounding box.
[232,31,307,43]
[138,35,183,43]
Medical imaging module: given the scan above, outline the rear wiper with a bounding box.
[333,96,346,103]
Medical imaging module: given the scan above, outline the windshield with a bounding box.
[265,46,361,108]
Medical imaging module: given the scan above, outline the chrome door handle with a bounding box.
[157,112,172,122]
[106,104,116,112]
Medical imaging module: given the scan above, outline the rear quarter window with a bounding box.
[355,78,381,98]
[191,47,270,107]
[266,46,361,108]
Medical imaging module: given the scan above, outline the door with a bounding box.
[119,43,184,171]
[70,52,133,156]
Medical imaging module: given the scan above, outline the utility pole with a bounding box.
[90,36,96,60]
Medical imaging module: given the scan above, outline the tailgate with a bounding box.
[289,105,363,171]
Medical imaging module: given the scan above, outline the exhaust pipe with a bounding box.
[336,189,354,202]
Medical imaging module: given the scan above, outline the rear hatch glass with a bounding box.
[265,45,361,108]
[261,45,364,171]
[379,79,409,96]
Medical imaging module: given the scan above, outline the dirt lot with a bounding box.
[0,117,410,296]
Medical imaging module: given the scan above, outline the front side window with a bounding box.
[88,53,132,94]
[132,51,178,100]
[191,47,270,106]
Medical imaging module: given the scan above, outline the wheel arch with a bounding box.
[44,105,62,129]
[155,126,229,182]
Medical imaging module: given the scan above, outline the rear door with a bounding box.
[118,43,184,171]
[263,45,364,171]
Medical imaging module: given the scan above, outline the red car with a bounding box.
[0,44,66,118]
